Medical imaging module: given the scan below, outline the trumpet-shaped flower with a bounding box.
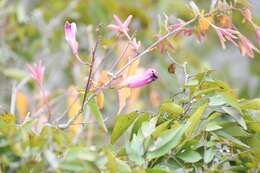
[124,68,158,88]
[108,15,132,35]
[239,35,259,58]
[64,21,78,55]
[27,61,45,87]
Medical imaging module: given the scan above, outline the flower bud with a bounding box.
[64,21,78,55]
[125,68,158,88]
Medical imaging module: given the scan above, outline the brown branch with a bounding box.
[57,17,197,129]
[81,38,99,111]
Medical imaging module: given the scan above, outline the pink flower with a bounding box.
[27,61,45,87]
[216,28,238,49]
[130,38,141,51]
[64,21,78,55]
[167,19,193,37]
[239,35,259,58]
[256,27,260,46]
[124,68,158,88]
[108,14,132,35]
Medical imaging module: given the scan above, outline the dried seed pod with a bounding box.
[168,63,176,74]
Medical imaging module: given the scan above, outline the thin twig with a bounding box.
[58,17,197,129]
[81,39,99,111]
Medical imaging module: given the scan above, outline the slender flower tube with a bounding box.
[239,35,259,58]
[27,61,45,87]
[64,21,78,55]
[124,68,158,88]
[215,28,238,49]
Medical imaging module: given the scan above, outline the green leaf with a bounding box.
[146,168,168,173]
[89,98,108,132]
[151,120,172,138]
[131,113,149,138]
[64,147,97,161]
[204,148,216,164]
[126,132,145,165]
[185,103,208,137]
[209,95,226,107]
[240,99,260,110]
[44,150,59,169]
[126,117,158,165]
[248,122,260,132]
[222,106,247,130]
[159,102,184,119]
[1,68,28,81]
[105,149,117,173]
[111,111,138,144]
[216,131,250,148]
[223,125,250,137]
[146,123,189,160]
[115,159,132,173]
[209,94,241,112]
[177,150,202,163]
[141,116,158,138]
[205,122,222,132]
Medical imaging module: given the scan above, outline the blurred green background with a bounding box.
[0,0,260,118]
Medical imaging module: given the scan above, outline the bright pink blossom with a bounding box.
[239,35,259,58]
[27,61,45,87]
[108,14,132,35]
[64,21,78,55]
[125,68,158,88]
[216,28,238,49]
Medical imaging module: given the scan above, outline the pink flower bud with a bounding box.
[64,21,78,55]
[125,68,158,88]
[27,61,45,87]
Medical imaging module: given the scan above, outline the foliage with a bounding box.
[1,70,260,172]
[1,0,260,172]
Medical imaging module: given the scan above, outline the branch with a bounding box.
[57,17,197,129]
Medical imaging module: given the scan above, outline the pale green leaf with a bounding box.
[111,111,138,144]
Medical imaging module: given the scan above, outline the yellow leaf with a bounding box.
[16,91,28,122]
[118,88,130,114]
[67,86,82,133]
[98,70,110,86]
[97,92,105,110]
[185,102,208,137]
